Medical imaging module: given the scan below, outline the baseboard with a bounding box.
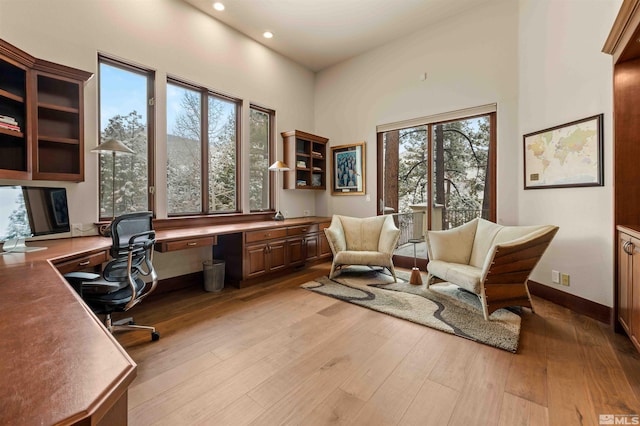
[527,280,611,324]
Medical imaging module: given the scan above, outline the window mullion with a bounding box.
[201,90,209,213]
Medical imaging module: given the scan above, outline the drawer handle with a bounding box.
[302,228,307,232]
[187,242,198,246]
[78,260,91,266]
[265,233,271,237]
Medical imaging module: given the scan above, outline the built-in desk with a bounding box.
[0,216,330,425]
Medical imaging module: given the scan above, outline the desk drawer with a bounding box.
[56,251,108,275]
[245,228,287,243]
[157,236,217,252]
[288,224,318,236]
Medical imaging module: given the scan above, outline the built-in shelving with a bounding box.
[282,130,328,190]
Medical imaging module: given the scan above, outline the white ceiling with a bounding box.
[182,0,492,72]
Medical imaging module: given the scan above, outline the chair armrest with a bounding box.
[324,216,346,255]
[378,216,400,254]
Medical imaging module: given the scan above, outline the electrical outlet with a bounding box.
[561,273,570,286]
[303,210,310,216]
[552,270,560,284]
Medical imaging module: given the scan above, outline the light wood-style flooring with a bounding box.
[115,263,640,425]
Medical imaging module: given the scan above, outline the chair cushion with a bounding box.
[340,215,385,251]
[469,219,503,268]
[427,260,482,294]
[334,250,392,268]
[426,218,478,264]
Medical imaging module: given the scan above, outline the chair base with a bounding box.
[105,314,160,341]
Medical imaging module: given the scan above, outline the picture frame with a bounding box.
[49,189,69,227]
[331,142,365,195]
[523,114,603,189]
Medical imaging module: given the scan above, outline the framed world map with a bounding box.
[523,114,603,189]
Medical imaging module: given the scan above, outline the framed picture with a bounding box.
[523,114,603,189]
[49,189,69,227]
[331,142,366,195]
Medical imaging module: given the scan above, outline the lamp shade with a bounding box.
[268,160,290,171]
[91,138,134,154]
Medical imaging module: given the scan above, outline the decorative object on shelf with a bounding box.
[268,160,290,221]
[523,114,603,189]
[331,141,365,195]
[296,160,307,168]
[312,173,322,187]
[91,139,135,225]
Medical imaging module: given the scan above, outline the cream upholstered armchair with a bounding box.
[426,218,558,320]
[324,215,401,281]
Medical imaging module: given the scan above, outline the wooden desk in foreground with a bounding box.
[0,217,330,425]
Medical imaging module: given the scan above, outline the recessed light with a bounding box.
[263,31,274,39]
[213,2,225,11]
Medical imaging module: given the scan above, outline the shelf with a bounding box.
[39,135,80,145]
[0,88,24,103]
[0,127,24,138]
[283,130,329,191]
[38,102,79,114]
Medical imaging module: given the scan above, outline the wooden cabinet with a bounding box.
[618,228,640,351]
[155,236,216,252]
[215,218,333,287]
[282,130,328,190]
[0,38,91,181]
[244,238,287,278]
[605,1,640,350]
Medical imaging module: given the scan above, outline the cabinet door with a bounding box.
[319,232,332,259]
[245,243,268,278]
[619,233,632,333]
[288,237,305,266]
[631,237,640,348]
[305,234,319,261]
[268,240,287,272]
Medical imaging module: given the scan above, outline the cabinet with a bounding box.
[618,228,640,352]
[215,218,332,287]
[282,130,328,190]
[0,38,91,181]
[605,1,640,348]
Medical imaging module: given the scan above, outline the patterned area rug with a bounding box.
[301,267,521,353]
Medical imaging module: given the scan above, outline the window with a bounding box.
[249,106,274,212]
[377,107,496,262]
[98,56,154,220]
[166,79,240,215]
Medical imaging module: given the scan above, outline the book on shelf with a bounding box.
[312,166,322,171]
[0,122,20,132]
[311,151,323,157]
[296,160,307,168]
[0,115,18,126]
[296,180,307,186]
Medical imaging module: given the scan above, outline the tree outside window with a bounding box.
[98,58,152,220]
[249,107,273,212]
[166,80,239,215]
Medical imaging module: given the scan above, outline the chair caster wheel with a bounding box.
[151,331,160,341]
[128,320,136,325]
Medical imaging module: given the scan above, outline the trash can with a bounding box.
[203,259,225,292]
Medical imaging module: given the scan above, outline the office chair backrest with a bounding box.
[105,211,158,309]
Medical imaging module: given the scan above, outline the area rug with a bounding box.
[301,267,521,353]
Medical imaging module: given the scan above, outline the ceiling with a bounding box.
[182,0,492,72]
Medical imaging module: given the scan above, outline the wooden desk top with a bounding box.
[0,216,330,425]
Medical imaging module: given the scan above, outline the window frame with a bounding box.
[97,54,155,222]
[166,76,242,217]
[248,104,276,213]
[376,109,497,226]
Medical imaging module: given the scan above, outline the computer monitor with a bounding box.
[0,185,71,253]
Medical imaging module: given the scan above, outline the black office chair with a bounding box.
[65,211,160,341]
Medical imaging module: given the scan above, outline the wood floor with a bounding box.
[115,263,640,425]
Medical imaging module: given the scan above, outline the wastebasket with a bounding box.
[203,259,225,292]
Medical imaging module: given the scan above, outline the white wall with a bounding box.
[314,0,519,223]
[0,0,317,278]
[518,0,620,307]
